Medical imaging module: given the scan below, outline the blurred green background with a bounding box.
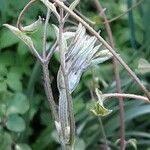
[0,0,150,149]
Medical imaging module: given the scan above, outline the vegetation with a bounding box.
[0,0,150,150]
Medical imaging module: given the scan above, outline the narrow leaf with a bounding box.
[3,24,34,48]
[22,16,42,33]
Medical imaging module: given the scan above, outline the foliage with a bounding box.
[0,0,150,149]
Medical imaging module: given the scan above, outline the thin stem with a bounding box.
[63,1,95,26]
[53,0,150,101]
[43,9,51,59]
[17,0,36,30]
[90,69,108,148]
[94,0,125,149]
[30,46,43,63]
[104,0,144,24]
[42,62,58,122]
[103,93,149,103]
[46,40,58,62]
[59,7,75,147]
[98,117,108,147]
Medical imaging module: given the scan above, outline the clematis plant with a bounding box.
[3,0,150,149]
[56,23,112,145]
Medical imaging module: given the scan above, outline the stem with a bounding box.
[98,117,108,147]
[46,40,58,62]
[94,0,125,149]
[90,69,108,148]
[30,45,43,63]
[104,0,144,24]
[42,62,58,122]
[17,0,36,29]
[103,93,149,103]
[53,0,150,101]
[59,7,75,147]
[64,1,95,26]
[43,9,51,59]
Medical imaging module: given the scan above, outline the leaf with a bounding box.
[3,24,34,49]
[105,105,150,135]
[15,144,32,150]
[0,104,7,116]
[0,51,15,66]
[7,93,29,115]
[90,88,112,117]
[69,0,80,10]
[137,58,150,74]
[6,114,26,132]
[127,139,137,150]
[91,49,112,66]
[6,72,22,92]
[74,138,86,150]
[0,65,7,76]
[0,131,12,150]
[0,28,19,49]
[0,81,7,92]
[22,16,42,33]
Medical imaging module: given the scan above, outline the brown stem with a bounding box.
[94,0,125,149]
[52,0,150,101]
[103,93,149,103]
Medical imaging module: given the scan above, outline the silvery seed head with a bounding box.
[57,23,112,93]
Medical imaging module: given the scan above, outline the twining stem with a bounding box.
[94,0,125,149]
[17,0,37,29]
[52,0,150,101]
[59,7,75,147]
[103,93,149,103]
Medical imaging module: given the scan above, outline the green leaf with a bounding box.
[0,65,7,76]
[0,51,15,66]
[0,131,12,150]
[6,78,22,92]
[74,138,86,150]
[17,42,29,56]
[6,71,22,92]
[105,105,150,134]
[0,104,7,116]
[0,81,7,92]
[6,114,26,132]
[15,143,32,150]
[7,93,29,115]
[69,0,80,10]
[3,24,34,49]
[22,16,42,33]
[0,28,19,49]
